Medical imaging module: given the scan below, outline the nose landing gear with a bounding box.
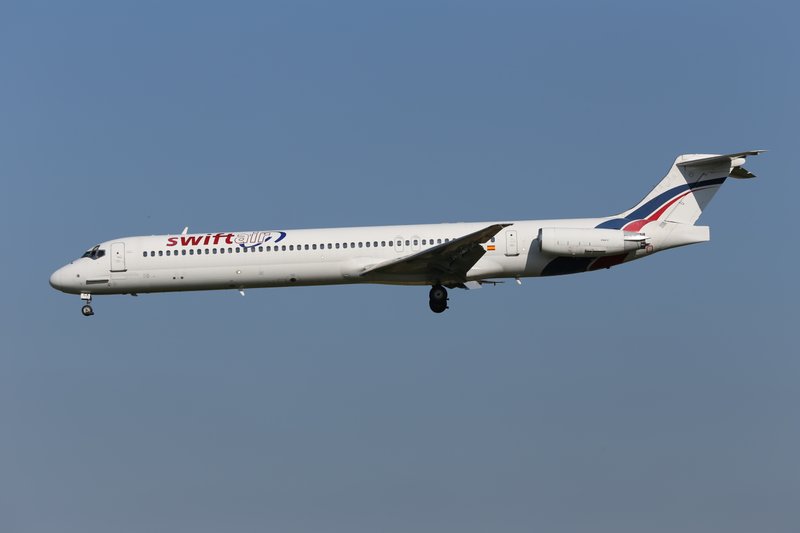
[80,293,94,317]
[429,285,448,313]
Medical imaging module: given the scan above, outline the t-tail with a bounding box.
[598,150,765,231]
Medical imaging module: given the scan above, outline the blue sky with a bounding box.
[1,1,797,532]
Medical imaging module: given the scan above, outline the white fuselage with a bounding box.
[48,216,706,297]
[49,150,761,315]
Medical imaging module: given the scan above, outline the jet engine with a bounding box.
[538,228,647,257]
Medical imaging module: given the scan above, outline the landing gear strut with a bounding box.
[80,292,94,317]
[429,285,448,313]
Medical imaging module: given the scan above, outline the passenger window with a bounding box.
[405,240,410,246]
[422,239,426,245]
[182,250,186,255]
[305,244,309,250]
[259,246,264,252]
[142,251,147,257]
[343,243,348,248]
[281,245,286,251]
[213,248,217,254]
[437,239,442,244]
[312,244,317,250]
[327,243,332,249]
[381,241,386,247]
[189,249,194,255]
[236,247,241,253]
[336,243,340,249]
[491,237,496,243]
[374,241,378,247]
[388,241,393,247]
[228,248,232,253]
[365,242,369,248]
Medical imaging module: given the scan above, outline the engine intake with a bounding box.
[539,228,647,257]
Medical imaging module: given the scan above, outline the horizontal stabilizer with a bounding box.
[730,166,756,179]
[676,150,765,170]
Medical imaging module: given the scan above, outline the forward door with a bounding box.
[110,242,126,272]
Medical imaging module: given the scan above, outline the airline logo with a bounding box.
[167,231,287,249]
[596,177,726,231]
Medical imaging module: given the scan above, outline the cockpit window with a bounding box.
[81,245,106,260]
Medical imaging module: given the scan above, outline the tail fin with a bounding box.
[606,150,764,228]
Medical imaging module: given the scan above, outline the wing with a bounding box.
[360,223,511,282]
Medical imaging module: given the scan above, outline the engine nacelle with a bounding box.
[538,228,647,257]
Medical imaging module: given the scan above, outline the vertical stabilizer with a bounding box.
[608,151,763,227]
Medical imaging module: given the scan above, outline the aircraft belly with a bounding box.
[106,262,348,294]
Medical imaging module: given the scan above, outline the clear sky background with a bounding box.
[1,1,797,532]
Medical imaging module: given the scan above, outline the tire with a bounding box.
[429,286,447,302]
[429,299,447,313]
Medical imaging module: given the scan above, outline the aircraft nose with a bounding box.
[49,266,71,292]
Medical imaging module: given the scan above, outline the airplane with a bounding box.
[50,150,763,316]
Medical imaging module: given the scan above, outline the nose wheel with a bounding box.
[80,293,94,317]
[429,285,448,313]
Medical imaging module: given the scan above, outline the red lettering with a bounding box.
[166,237,178,246]
[212,233,224,245]
[224,233,235,244]
[203,235,211,245]
[181,235,203,246]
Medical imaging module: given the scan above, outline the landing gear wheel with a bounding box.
[429,300,447,313]
[428,285,448,313]
[80,292,93,316]
[429,286,447,301]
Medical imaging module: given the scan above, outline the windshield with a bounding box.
[81,245,106,260]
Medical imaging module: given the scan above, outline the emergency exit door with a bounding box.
[505,230,519,256]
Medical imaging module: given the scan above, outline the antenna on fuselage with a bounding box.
[181,226,188,235]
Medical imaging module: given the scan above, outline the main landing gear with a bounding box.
[80,293,94,317]
[429,285,448,314]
